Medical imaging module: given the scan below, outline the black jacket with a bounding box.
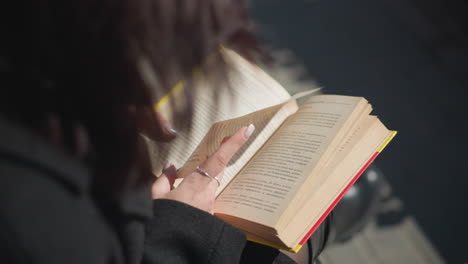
[0,118,295,264]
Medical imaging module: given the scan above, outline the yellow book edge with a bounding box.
[153,45,228,112]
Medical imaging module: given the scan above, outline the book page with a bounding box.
[280,118,390,247]
[177,100,298,196]
[215,95,367,226]
[146,50,291,174]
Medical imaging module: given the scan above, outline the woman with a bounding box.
[0,0,326,263]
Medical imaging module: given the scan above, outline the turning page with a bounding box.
[178,100,299,196]
[146,50,291,174]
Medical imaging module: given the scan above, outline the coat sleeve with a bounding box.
[142,199,247,264]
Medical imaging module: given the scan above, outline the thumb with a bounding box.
[152,162,177,199]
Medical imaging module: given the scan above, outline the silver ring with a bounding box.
[196,166,221,187]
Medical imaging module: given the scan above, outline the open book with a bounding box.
[147,50,396,252]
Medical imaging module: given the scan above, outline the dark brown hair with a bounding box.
[0,0,262,192]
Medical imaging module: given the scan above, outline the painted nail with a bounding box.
[162,160,170,173]
[164,124,178,135]
[244,124,255,139]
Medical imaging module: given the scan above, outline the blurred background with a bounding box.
[250,0,468,263]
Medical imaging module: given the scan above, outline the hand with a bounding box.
[152,124,255,214]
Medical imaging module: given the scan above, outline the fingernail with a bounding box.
[164,124,178,136]
[162,160,170,173]
[244,124,255,139]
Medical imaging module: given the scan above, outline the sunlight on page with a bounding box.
[146,50,291,174]
[215,95,365,225]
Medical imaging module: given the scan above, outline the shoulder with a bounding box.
[0,123,121,264]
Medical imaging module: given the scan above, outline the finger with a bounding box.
[220,136,231,145]
[191,124,255,190]
[139,108,177,142]
[155,112,178,140]
[204,124,255,174]
[152,163,177,199]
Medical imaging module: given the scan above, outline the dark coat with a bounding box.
[0,118,295,264]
